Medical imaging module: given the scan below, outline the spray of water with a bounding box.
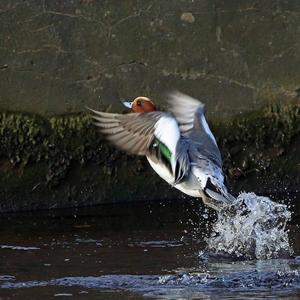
[206,192,293,260]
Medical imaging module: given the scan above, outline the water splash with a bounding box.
[206,192,293,259]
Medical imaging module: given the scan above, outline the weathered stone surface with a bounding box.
[0,0,299,117]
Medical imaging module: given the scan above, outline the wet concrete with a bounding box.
[0,1,299,116]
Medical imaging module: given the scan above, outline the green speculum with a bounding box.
[158,141,172,163]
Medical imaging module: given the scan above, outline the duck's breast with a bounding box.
[147,156,174,184]
[146,156,201,198]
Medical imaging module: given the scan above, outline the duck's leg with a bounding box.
[199,190,237,215]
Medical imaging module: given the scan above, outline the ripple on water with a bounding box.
[131,240,184,248]
[0,245,40,251]
[1,259,300,299]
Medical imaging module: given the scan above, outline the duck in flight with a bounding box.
[89,92,235,211]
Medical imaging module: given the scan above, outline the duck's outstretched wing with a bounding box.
[88,108,190,184]
[167,91,222,168]
[167,92,205,136]
[88,108,178,155]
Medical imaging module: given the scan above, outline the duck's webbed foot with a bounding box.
[200,190,237,216]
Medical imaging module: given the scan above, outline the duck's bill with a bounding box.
[121,100,132,109]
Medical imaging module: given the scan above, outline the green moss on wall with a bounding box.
[216,103,299,149]
[0,112,123,186]
[213,103,300,193]
[0,102,299,212]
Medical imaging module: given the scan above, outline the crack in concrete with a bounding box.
[161,69,257,91]
[29,25,54,33]
[17,44,71,55]
[262,47,296,64]
[74,73,103,85]
[44,10,86,19]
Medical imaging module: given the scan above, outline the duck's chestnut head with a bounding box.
[122,96,156,113]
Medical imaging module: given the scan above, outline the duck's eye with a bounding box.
[137,100,141,106]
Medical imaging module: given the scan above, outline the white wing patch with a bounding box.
[154,115,180,173]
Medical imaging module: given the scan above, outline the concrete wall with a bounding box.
[0,0,299,117]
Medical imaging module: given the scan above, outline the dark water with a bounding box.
[0,198,300,300]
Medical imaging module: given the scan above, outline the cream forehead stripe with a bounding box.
[133,96,151,102]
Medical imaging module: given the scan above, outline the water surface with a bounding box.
[0,197,300,299]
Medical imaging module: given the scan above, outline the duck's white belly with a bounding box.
[147,157,200,198]
[147,157,173,183]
